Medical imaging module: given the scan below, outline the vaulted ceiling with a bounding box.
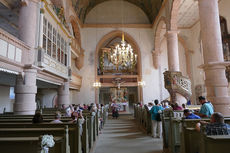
[71,0,163,23]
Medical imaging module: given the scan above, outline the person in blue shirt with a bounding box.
[198,96,214,118]
[150,99,164,138]
[184,109,201,119]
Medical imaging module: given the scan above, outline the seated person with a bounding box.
[182,103,186,109]
[32,111,43,123]
[69,112,78,123]
[196,112,230,135]
[198,96,214,118]
[173,103,183,110]
[78,112,85,136]
[50,111,63,123]
[184,109,201,119]
[163,101,171,109]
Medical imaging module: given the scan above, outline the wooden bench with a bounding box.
[0,107,107,153]
[0,136,64,153]
[200,135,230,153]
[0,125,79,153]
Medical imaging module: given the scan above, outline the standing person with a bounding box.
[112,105,119,119]
[198,96,214,118]
[150,99,164,138]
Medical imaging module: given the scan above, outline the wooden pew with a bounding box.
[0,107,107,153]
[0,124,80,153]
[0,136,64,153]
[200,135,230,153]
[134,105,154,135]
[162,109,183,153]
[181,118,230,153]
[0,126,69,153]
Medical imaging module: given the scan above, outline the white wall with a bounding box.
[0,85,13,113]
[85,0,150,24]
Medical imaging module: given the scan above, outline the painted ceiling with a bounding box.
[71,0,163,23]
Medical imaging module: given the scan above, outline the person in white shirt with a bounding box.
[50,111,63,123]
[147,102,154,110]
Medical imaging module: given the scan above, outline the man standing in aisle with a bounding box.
[198,96,214,118]
[150,99,164,138]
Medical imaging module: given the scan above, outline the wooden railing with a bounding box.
[0,28,30,65]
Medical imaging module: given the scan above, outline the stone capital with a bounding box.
[164,30,179,38]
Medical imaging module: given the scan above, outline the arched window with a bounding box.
[220,16,230,81]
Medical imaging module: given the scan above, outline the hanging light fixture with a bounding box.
[109,33,137,70]
[93,81,101,88]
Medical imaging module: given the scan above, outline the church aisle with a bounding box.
[93,115,163,153]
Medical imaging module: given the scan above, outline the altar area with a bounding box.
[110,88,130,113]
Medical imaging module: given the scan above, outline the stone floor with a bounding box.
[93,115,163,153]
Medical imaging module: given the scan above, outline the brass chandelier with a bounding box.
[108,33,137,70]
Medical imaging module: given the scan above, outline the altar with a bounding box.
[110,88,130,113]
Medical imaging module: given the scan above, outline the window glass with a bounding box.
[52,29,57,59]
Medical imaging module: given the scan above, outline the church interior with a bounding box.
[0,0,230,153]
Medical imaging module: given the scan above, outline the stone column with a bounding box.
[19,0,39,64]
[58,81,70,107]
[198,0,230,116]
[166,31,187,105]
[14,69,37,115]
[166,31,180,71]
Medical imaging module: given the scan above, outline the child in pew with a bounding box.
[184,109,201,119]
[32,111,43,123]
[196,112,230,135]
[50,111,63,123]
[69,112,78,123]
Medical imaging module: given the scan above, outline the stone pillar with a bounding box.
[166,31,187,105]
[58,81,70,107]
[19,0,39,64]
[198,0,230,116]
[166,31,180,71]
[14,69,37,115]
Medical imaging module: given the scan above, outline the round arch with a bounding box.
[95,30,142,78]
